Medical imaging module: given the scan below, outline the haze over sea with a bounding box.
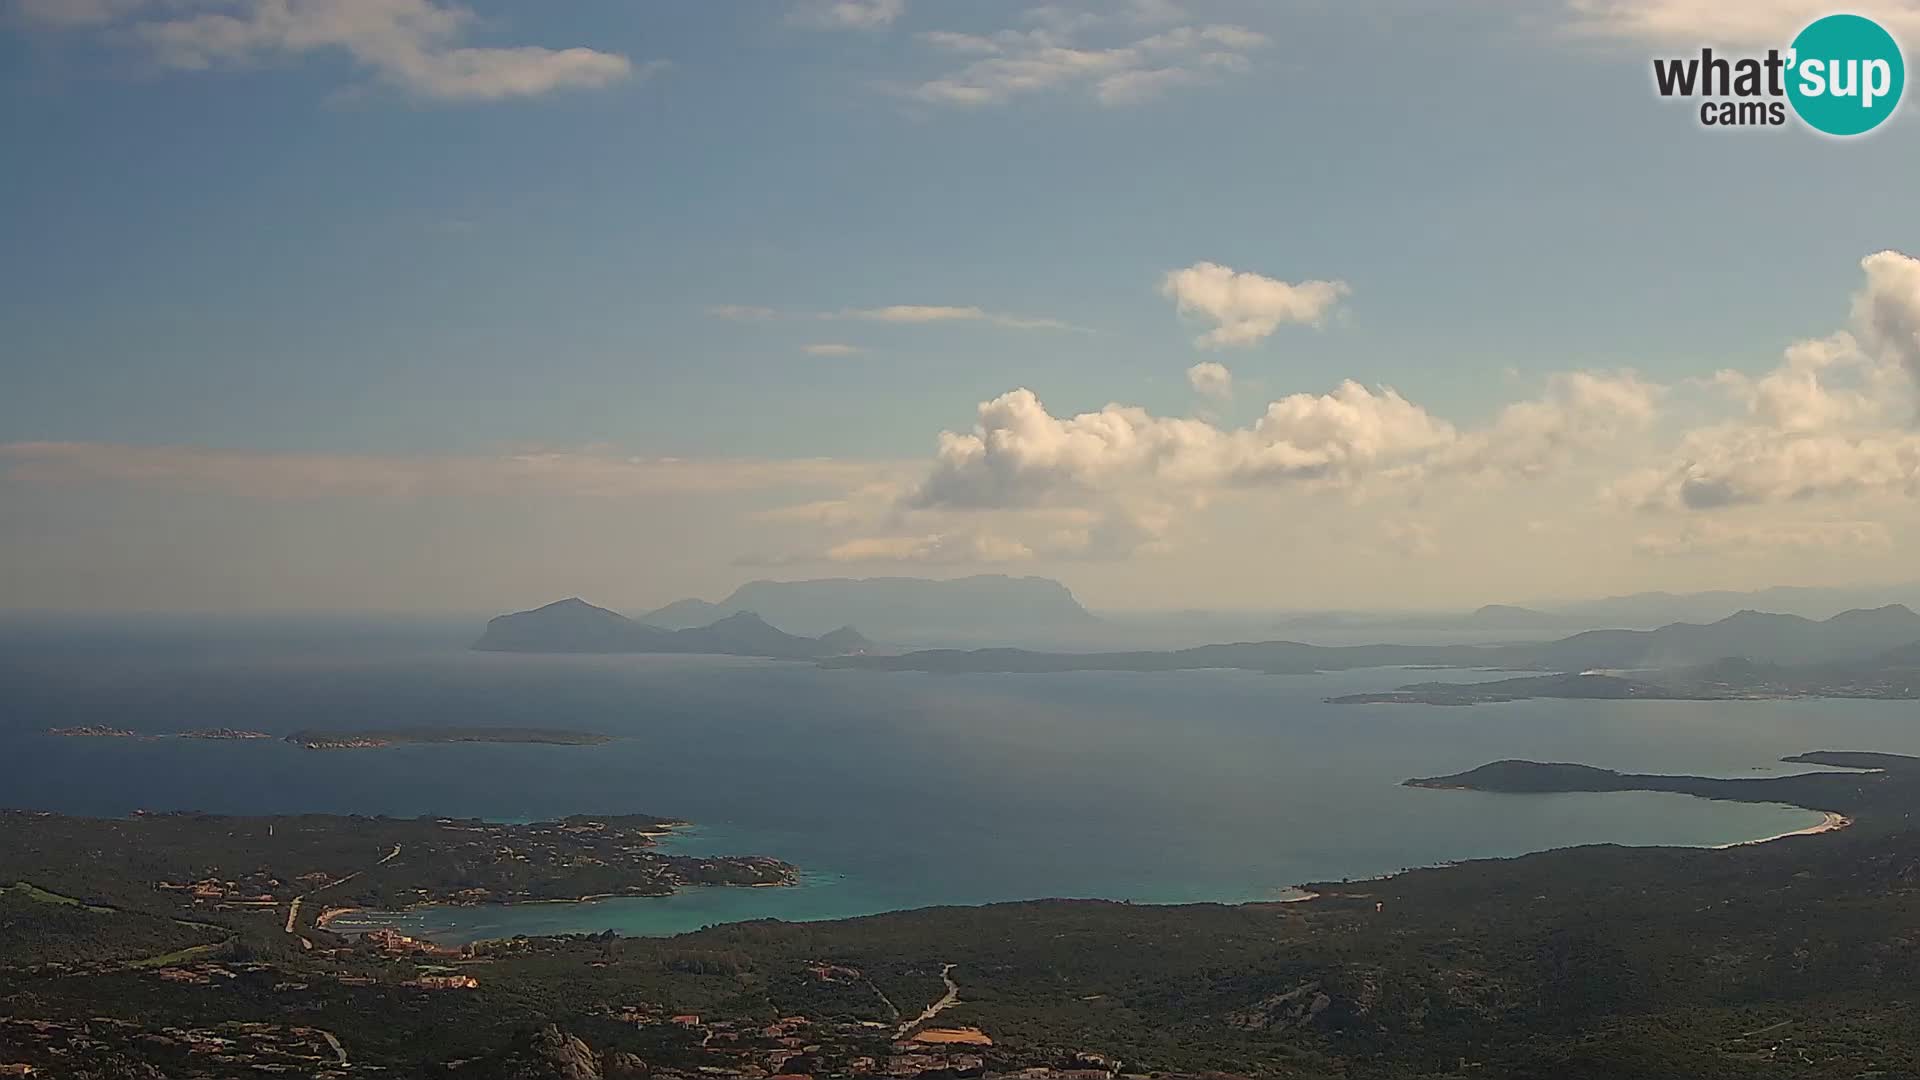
[4,615,1912,942]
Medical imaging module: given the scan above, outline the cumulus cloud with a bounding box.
[911,380,1490,510]
[1854,249,1920,388]
[789,0,905,31]
[15,0,639,102]
[885,367,1663,571]
[1186,361,1233,401]
[910,14,1268,107]
[1622,427,1920,511]
[1624,252,1920,512]
[1161,262,1350,348]
[1438,370,1662,479]
[1711,333,1882,433]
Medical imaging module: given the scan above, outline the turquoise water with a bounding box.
[4,636,1905,942]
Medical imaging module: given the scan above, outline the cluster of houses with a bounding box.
[595,1005,1132,1080]
[0,1016,347,1079]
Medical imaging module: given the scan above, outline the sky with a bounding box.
[5,0,1920,615]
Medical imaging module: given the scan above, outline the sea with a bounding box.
[4,614,1914,943]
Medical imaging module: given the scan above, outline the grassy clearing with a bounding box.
[128,942,227,969]
[3,880,113,912]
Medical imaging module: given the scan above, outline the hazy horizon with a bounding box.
[8,0,1920,614]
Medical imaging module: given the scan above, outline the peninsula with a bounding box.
[1332,645,1920,706]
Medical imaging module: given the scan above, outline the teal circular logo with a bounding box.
[1787,14,1905,136]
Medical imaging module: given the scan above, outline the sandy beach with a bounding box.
[1714,811,1852,849]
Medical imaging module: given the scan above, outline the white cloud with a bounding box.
[890,366,1662,574]
[1438,370,1662,479]
[1622,427,1920,510]
[803,343,866,356]
[1623,252,1920,512]
[911,381,1460,509]
[1853,249,1920,388]
[1186,361,1233,401]
[910,14,1269,107]
[1161,262,1350,348]
[17,0,638,102]
[790,0,905,31]
[1710,332,1881,433]
[1563,0,1920,47]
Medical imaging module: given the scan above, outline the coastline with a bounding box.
[1714,810,1852,849]
[320,800,1843,945]
[320,869,804,941]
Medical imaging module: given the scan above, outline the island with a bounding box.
[284,727,616,750]
[474,597,871,658]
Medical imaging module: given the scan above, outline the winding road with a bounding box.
[283,843,403,935]
[895,963,959,1039]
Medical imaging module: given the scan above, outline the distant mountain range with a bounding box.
[641,574,1096,644]
[1555,583,1920,625]
[473,598,870,659]
[824,604,1920,676]
[1336,639,1920,706]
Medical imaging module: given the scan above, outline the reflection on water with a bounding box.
[5,645,1900,940]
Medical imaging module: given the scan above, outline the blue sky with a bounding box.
[6,0,1920,613]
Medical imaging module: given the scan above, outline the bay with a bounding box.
[4,621,1906,942]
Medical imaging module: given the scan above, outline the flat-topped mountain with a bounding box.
[641,574,1096,644]
[473,599,870,659]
